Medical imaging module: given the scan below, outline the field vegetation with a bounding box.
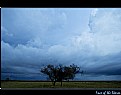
[1,81,121,88]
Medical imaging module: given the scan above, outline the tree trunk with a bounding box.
[52,81,54,86]
[54,81,56,86]
[61,80,62,86]
[51,79,54,86]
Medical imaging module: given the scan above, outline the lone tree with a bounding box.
[40,64,82,86]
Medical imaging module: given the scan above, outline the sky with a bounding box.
[1,8,121,80]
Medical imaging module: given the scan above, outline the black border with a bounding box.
[0,89,96,95]
[1,89,121,95]
[0,0,121,7]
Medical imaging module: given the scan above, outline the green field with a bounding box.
[1,81,121,88]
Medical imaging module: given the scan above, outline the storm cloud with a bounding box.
[1,8,121,80]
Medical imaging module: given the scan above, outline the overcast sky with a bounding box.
[1,8,121,80]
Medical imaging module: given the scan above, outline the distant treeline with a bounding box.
[1,80,121,82]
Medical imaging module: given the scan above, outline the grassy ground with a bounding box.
[1,81,121,88]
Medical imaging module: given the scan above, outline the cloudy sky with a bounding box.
[1,8,121,80]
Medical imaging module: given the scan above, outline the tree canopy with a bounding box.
[40,64,81,86]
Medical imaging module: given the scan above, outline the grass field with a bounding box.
[1,81,121,88]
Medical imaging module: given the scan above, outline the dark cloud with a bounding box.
[1,8,121,80]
